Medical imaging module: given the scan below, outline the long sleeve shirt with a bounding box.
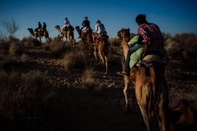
[64,20,70,27]
[137,23,164,49]
[82,20,90,27]
[95,23,105,34]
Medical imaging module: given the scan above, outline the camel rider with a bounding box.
[62,17,70,32]
[35,22,42,32]
[94,20,107,43]
[118,14,164,76]
[78,16,90,38]
[43,22,47,31]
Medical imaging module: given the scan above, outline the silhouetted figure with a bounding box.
[43,22,47,31]
[35,22,42,32]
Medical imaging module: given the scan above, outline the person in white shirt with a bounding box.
[95,20,106,35]
[62,17,70,31]
[94,20,107,43]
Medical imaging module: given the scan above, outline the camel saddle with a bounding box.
[82,26,91,33]
[63,25,74,31]
[130,47,169,71]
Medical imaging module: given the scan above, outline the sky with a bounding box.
[0,0,197,40]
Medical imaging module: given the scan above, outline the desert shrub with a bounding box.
[50,40,72,57]
[9,42,24,56]
[42,43,50,51]
[165,38,182,59]
[109,37,121,47]
[21,70,48,87]
[0,70,55,130]
[21,53,28,62]
[81,68,100,91]
[62,52,87,71]
[0,40,10,51]
[25,38,42,46]
[8,36,20,43]
[108,37,122,65]
[165,33,197,66]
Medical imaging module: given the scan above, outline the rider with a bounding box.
[43,22,47,31]
[118,14,164,76]
[35,22,42,32]
[61,17,70,32]
[94,20,107,43]
[78,16,90,38]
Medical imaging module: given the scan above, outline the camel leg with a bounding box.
[98,50,105,65]
[157,84,169,131]
[123,76,130,112]
[135,85,151,131]
[104,55,108,74]
[93,46,99,64]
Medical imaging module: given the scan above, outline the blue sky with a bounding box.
[0,0,197,40]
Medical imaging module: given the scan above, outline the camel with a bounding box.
[27,28,50,43]
[117,28,169,131]
[91,33,109,74]
[55,25,74,46]
[75,26,93,53]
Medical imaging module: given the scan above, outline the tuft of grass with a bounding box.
[50,40,72,57]
[21,53,28,62]
[81,68,100,91]
[62,51,87,71]
[21,70,48,87]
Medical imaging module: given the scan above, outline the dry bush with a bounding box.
[0,70,56,130]
[0,40,10,51]
[109,37,121,47]
[9,42,25,56]
[50,40,72,57]
[42,43,50,51]
[166,33,197,66]
[81,68,100,91]
[62,51,87,71]
[21,53,28,62]
[25,38,42,46]
[108,38,122,65]
[165,38,182,59]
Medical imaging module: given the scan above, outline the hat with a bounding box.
[84,16,88,20]
[96,20,101,23]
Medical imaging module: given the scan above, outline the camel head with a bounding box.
[117,28,130,40]
[27,28,33,32]
[27,28,35,36]
[55,25,60,29]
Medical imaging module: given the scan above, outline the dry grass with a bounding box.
[21,53,28,62]
[0,70,55,130]
[62,51,87,71]
[81,68,100,91]
[0,33,196,131]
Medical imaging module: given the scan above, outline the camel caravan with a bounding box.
[27,15,196,131]
[27,18,109,74]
